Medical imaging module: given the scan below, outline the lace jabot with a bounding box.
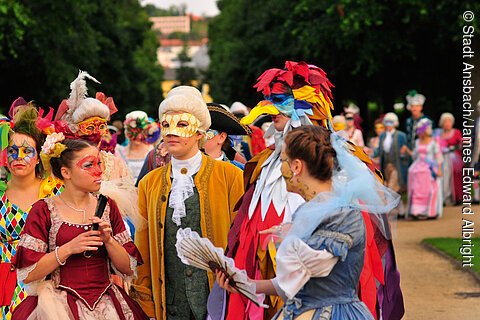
[169,151,203,226]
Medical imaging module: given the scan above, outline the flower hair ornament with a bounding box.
[40,132,67,172]
[124,110,160,144]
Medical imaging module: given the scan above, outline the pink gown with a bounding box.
[11,197,148,320]
[407,140,443,218]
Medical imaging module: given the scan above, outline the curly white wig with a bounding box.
[383,112,399,128]
[439,112,454,127]
[158,90,211,132]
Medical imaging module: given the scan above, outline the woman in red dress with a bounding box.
[436,112,462,205]
[12,137,148,320]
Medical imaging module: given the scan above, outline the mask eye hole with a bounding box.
[7,147,17,155]
[161,121,169,128]
[270,96,284,104]
[176,121,189,128]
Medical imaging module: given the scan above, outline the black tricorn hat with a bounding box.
[252,114,272,128]
[207,103,252,136]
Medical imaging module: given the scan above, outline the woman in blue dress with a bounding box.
[217,125,399,320]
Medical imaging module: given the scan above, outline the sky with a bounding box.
[141,0,219,17]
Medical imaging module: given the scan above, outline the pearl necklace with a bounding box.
[59,195,88,224]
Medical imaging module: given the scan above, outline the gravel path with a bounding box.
[395,205,480,319]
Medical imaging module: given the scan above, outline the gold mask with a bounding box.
[77,116,108,136]
[160,113,200,138]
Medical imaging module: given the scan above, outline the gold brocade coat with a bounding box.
[131,154,244,319]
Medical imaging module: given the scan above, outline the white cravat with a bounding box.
[383,129,395,153]
[214,152,225,161]
[249,120,305,221]
[169,151,202,226]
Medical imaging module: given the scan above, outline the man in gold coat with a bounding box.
[131,86,244,319]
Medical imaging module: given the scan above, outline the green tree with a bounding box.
[208,0,300,107]
[144,3,187,17]
[176,45,197,85]
[0,0,163,119]
[0,0,30,60]
[209,0,480,127]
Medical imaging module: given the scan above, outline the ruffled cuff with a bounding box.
[271,278,288,301]
[306,230,353,261]
[111,254,138,283]
[14,234,48,270]
[111,230,143,281]
[114,231,143,265]
[17,263,38,283]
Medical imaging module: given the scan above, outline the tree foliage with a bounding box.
[209,0,480,126]
[176,45,197,85]
[0,0,163,119]
[208,0,300,108]
[144,4,187,17]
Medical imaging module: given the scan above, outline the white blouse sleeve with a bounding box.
[275,237,339,299]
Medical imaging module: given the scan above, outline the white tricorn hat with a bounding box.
[406,91,426,110]
[159,86,211,132]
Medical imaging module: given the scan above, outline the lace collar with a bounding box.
[169,151,203,226]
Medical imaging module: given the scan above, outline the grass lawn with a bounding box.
[422,237,480,273]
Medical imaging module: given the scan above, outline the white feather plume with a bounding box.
[67,70,101,112]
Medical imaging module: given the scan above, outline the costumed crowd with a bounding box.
[360,92,462,219]
[1,60,440,320]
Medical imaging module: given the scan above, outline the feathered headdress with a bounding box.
[245,61,382,180]
[55,71,116,133]
[241,61,335,127]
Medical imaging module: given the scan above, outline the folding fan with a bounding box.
[176,228,268,308]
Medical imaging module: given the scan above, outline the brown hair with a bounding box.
[50,139,95,180]
[284,126,336,181]
[11,104,46,178]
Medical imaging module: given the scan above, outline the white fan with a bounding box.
[175,228,268,308]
